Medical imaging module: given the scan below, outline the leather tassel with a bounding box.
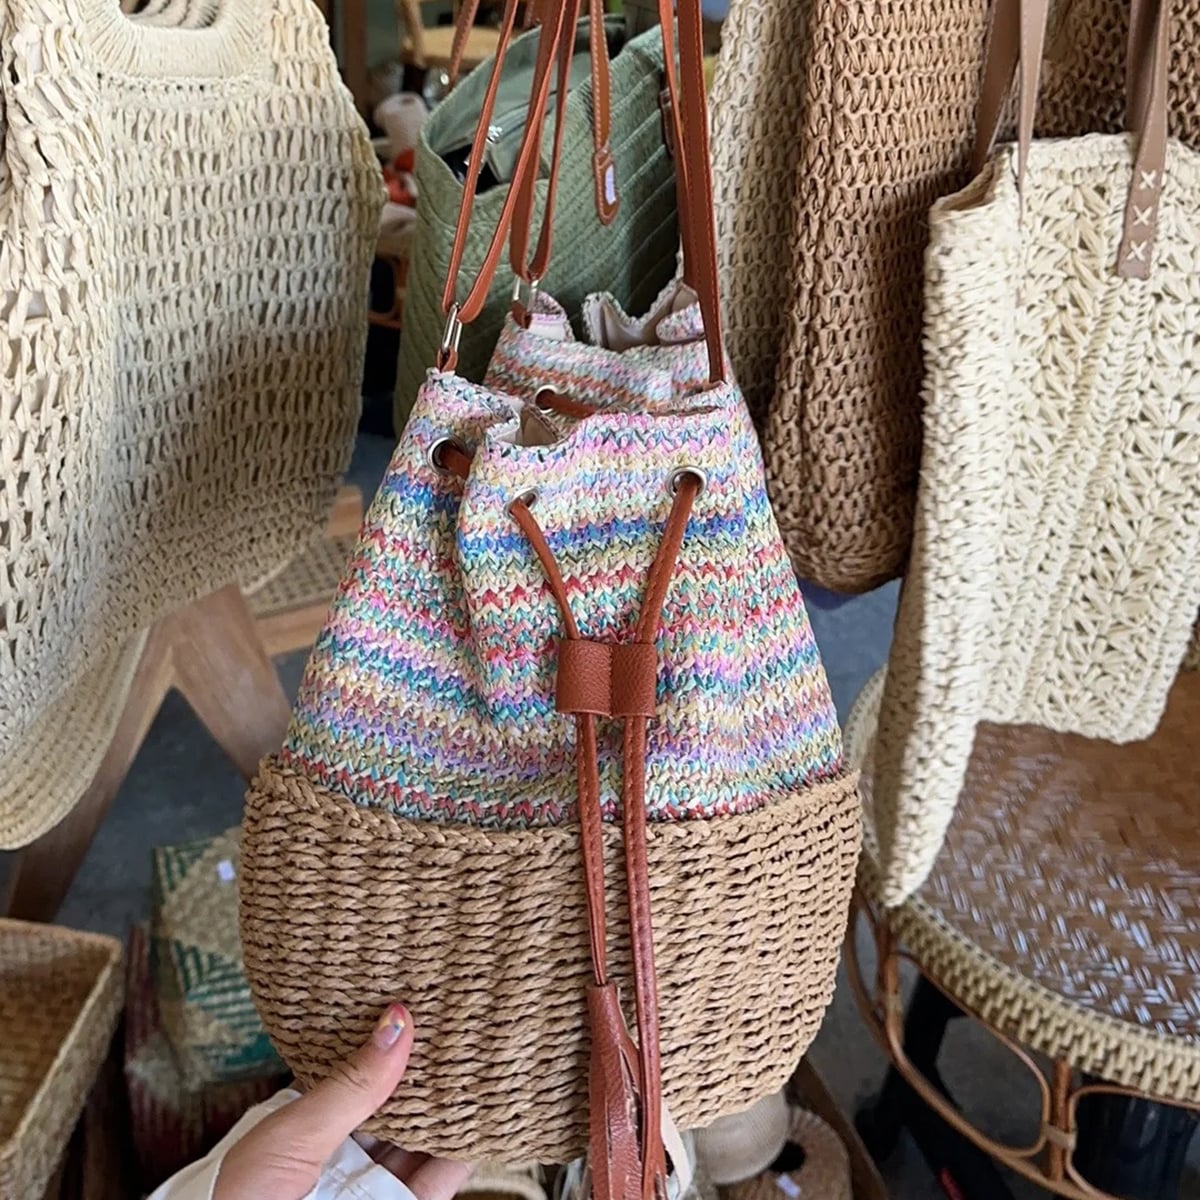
[588,983,645,1200]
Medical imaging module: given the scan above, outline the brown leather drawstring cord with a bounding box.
[511,472,701,1200]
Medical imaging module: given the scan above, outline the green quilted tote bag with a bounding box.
[394,18,679,428]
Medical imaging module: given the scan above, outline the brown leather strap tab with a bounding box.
[556,640,658,718]
[1118,0,1170,278]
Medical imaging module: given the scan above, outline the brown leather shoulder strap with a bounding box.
[971,0,1048,179]
[438,0,573,349]
[658,0,724,383]
[1118,0,1170,278]
[591,1,619,226]
[446,0,484,90]
[509,3,586,312]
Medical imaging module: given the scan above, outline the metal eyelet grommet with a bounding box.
[427,436,467,473]
[532,385,558,412]
[509,488,539,513]
[670,467,707,496]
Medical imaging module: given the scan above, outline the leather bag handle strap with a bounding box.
[506,4,709,348]
[437,0,573,364]
[971,0,1171,278]
[446,0,482,91]
[1118,0,1170,277]
[590,0,619,226]
[658,0,725,383]
[509,0,587,319]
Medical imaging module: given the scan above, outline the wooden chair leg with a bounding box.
[5,584,291,921]
[3,636,174,923]
[161,585,292,782]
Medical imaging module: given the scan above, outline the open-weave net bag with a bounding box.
[0,0,380,777]
[708,0,1200,593]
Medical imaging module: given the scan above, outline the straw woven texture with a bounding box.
[394,23,678,426]
[0,920,124,1199]
[0,0,379,774]
[153,830,282,1087]
[848,668,1200,1105]
[243,346,860,1155]
[706,0,810,427]
[242,764,860,1160]
[873,135,1200,904]
[1037,0,1200,145]
[485,284,719,416]
[747,0,994,592]
[708,0,1200,594]
[125,923,282,1193]
[717,1109,851,1200]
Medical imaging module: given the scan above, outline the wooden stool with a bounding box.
[844,669,1200,1199]
[3,487,363,924]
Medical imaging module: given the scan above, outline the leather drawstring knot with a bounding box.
[510,472,701,1200]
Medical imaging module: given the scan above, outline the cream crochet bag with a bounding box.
[874,0,1200,903]
[0,0,380,830]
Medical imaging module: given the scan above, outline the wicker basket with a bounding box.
[0,920,124,1199]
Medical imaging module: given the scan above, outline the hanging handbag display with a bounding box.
[240,0,859,1174]
[707,0,1200,595]
[871,0,1200,904]
[0,0,379,846]
[394,12,681,428]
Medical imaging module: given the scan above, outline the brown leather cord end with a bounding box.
[594,143,620,225]
[588,983,645,1200]
[556,640,658,717]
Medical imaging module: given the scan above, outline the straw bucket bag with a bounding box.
[0,0,379,845]
[873,0,1200,903]
[240,0,860,1178]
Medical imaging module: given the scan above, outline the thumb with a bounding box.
[275,1003,415,1164]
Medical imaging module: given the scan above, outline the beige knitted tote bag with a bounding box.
[873,0,1200,904]
[0,0,380,846]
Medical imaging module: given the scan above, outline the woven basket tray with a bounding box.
[0,920,124,1199]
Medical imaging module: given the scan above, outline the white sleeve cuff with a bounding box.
[148,1089,423,1200]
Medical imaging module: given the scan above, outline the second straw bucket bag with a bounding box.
[240,0,860,1176]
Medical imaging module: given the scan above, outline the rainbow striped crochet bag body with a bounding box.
[240,0,860,1181]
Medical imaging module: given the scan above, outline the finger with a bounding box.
[407,1156,476,1200]
[267,1003,415,1164]
[375,1145,430,1176]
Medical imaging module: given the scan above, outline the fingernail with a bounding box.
[373,1004,407,1050]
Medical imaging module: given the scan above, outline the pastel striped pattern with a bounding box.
[282,297,842,826]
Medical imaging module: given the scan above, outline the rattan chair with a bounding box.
[844,668,1200,1199]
